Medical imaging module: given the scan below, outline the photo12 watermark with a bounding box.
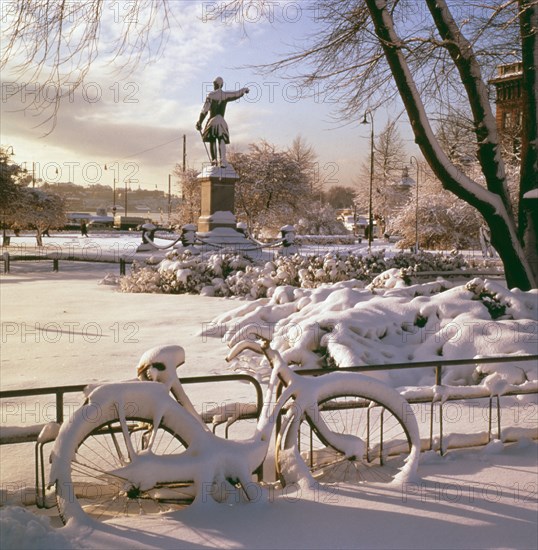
[201,1,321,24]
[200,79,340,105]
[2,81,139,106]
[1,321,140,345]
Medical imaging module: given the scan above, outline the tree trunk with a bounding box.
[518,0,538,284]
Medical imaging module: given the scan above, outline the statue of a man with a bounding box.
[196,77,249,167]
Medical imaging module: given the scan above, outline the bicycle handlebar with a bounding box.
[225,324,293,382]
[225,340,265,362]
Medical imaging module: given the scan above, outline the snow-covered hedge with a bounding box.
[119,249,487,299]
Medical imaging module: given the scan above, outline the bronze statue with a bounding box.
[196,77,249,167]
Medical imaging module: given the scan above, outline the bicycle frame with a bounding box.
[51,337,421,521]
[60,340,315,502]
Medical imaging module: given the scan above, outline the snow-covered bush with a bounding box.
[120,249,479,298]
[212,277,538,381]
[390,250,469,272]
[120,250,253,296]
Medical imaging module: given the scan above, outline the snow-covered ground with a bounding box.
[1,234,537,549]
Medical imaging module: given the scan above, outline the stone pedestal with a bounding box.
[197,165,239,232]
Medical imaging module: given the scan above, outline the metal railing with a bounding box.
[0,373,264,444]
[2,252,133,275]
[1,355,536,507]
[2,355,536,447]
[293,354,538,454]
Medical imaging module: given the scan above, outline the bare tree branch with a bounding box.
[1,0,172,133]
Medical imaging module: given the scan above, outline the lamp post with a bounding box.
[21,160,36,187]
[2,147,15,245]
[410,156,419,253]
[124,179,133,216]
[104,164,117,217]
[361,111,375,250]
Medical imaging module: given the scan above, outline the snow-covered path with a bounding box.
[1,238,537,549]
[3,441,537,549]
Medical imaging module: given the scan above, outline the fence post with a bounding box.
[3,252,9,273]
[120,257,126,276]
[52,258,59,272]
[497,395,501,440]
[435,365,443,454]
[181,224,197,247]
[56,392,64,424]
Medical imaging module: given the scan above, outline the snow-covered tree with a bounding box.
[6,187,66,246]
[295,204,348,235]
[211,0,538,289]
[173,167,201,226]
[229,141,312,237]
[324,186,357,210]
[391,176,481,251]
[0,147,21,213]
[355,119,408,231]
[435,110,478,169]
[287,135,319,194]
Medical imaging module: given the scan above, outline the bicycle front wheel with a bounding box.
[277,373,420,486]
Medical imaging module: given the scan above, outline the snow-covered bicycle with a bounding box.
[50,330,420,524]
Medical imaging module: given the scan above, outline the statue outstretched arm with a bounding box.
[221,88,249,101]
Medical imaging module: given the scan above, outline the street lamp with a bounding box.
[361,111,375,250]
[168,174,172,223]
[21,161,36,187]
[410,156,420,253]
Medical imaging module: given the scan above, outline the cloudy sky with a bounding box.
[1,1,413,197]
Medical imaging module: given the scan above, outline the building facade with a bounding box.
[489,61,523,159]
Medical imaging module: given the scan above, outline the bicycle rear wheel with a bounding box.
[54,386,199,524]
[277,374,420,486]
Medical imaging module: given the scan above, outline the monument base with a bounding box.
[195,163,258,251]
[197,164,239,233]
[196,225,262,258]
[197,210,237,233]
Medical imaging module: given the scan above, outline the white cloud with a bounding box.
[2,1,364,191]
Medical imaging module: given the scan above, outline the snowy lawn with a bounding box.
[1,234,537,549]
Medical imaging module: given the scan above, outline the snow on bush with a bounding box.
[209,277,538,389]
[120,249,483,299]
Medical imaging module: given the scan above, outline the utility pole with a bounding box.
[168,174,171,222]
[182,134,186,172]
